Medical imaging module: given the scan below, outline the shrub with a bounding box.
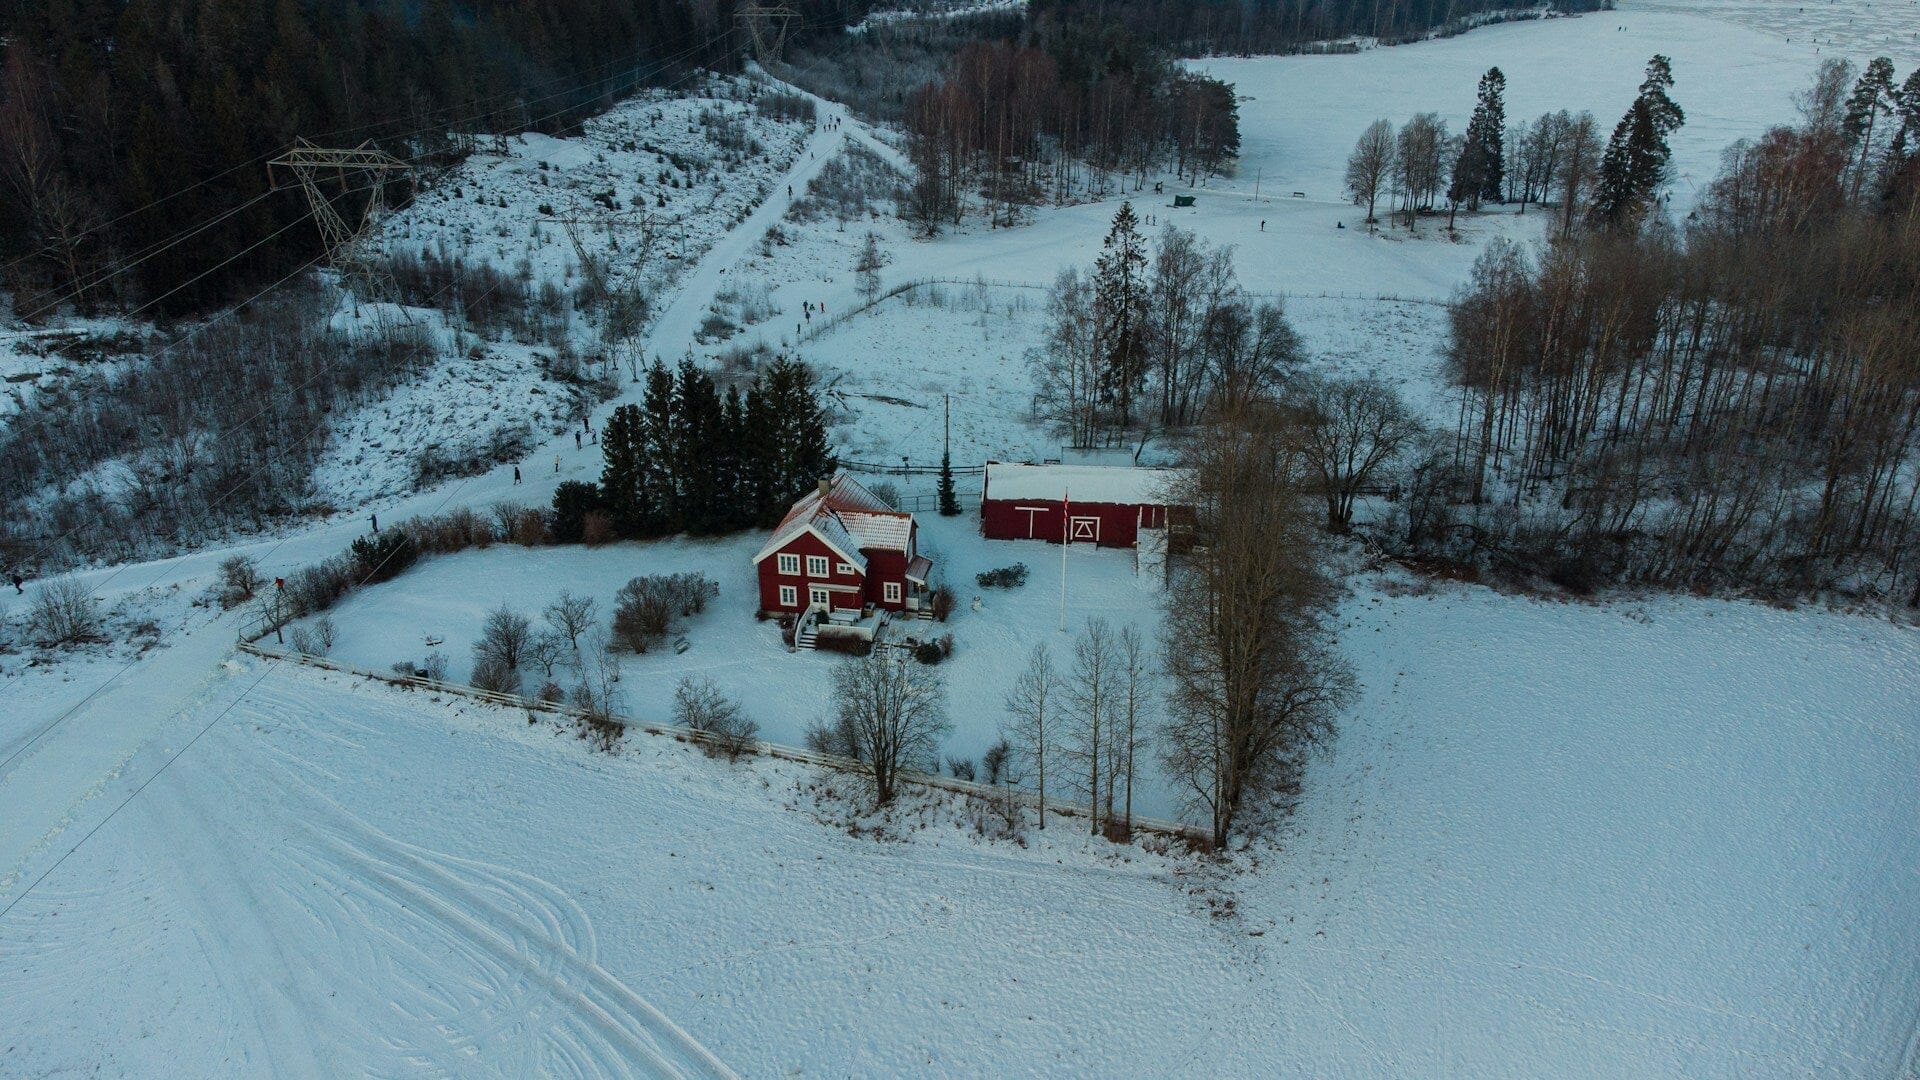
[814,628,872,656]
[975,563,1028,589]
[611,573,716,652]
[672,675,759,760]
[981,738,1012,785]
[946,756,976,781]
[581,511,615,546]
[511,509,548,546]
[349,530,417,583]
[29,578,102,645]
[550,481,602,544]
[218,555,260,607]
[471,659,519,696]
[538,680,566,703]
[422,651,449,682]
[930,585,955,622]
[913,633,954,665]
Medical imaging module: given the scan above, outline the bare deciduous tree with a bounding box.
[1000,641,1059,829]
[544,590,596,650]
[473,604,532,673]
[1161,408,1355,847]
[1062,618,1115,836]
[674,674,759,760]
[1288,373,1424,532]
[1345,118,1396,225]
[527,629,568,678]
[829,650,950,808]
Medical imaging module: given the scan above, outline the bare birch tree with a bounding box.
[1062,617,1115,836]
[1001,641,1059,829]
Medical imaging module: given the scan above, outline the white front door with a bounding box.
[809,586,832,612]
[1070,516,1099,543]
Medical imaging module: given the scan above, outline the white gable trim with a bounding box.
[751,522,866,573]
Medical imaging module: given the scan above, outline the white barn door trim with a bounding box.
[1069,516,1099,543]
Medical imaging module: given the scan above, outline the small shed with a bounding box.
[979,462,1189,549]
[1171,194,1196,208]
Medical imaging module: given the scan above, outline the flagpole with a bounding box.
[1059,487,1069,632]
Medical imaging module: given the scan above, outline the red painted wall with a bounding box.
[756,527,914,614]
[980,499,1172,548]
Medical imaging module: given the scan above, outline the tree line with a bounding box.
[0,0,867,315]
[1419,57,1920,601]
[561,356,837,542]
[1025,0,1568,58]
[903,33,1239,230]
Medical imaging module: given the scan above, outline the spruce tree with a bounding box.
[763,357,835,515]
[598,404,646,538]
[1093,201,1149,435]
[675,360,733,534]
[719,383,748,530]
[938,453,960,516]
[639,360,678,535]
[1469,67,1507,204]
[1591,58,1684,229]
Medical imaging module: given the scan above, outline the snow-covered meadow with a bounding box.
[5,573,1917,1077]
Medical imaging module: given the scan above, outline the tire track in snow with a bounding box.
[227,694,736,1079]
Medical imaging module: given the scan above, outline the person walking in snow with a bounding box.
[1260,220,1266,231]
[513,466,521,485]
[576,432,582,450]
[10,573,22,595]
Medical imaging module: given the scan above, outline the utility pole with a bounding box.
[269,139,413,302]
[735,5,799,67]
[944,394,950,458]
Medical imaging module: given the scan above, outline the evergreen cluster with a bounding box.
[567,357,835,540]
[1592,56,1686,227]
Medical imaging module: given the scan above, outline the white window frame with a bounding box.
[777,553,800,576]
[884,581,902,604]
[806,555,830,578]
[778,584,798,607]
[836,562,856,576]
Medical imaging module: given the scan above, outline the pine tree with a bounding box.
[719,383,748,530]
[1843,58,1898,203]
[938,453,959,516]
[1469,67,1507,204]
[855,231,883,302]
[1092,201,1148,435]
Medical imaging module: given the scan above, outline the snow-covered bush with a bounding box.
[29,577,101,645]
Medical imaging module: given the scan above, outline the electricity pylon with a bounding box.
[269,139,413,302]
[735,4,799,66]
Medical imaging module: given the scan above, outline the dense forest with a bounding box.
[1025,0,1590,57]
[0,0,867,315]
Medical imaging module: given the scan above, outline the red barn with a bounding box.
[979,462,1188,548]
[753,474,932,616]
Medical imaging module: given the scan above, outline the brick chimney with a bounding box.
[818,477,831,499]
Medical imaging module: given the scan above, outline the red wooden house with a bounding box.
[753,474,933,616]
[979,462,1188,548]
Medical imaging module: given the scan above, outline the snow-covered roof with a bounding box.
[753,473,913,569]
[984,462,1188,506]
[838,510,912,552]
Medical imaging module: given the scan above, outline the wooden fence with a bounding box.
[238,641,1206,842]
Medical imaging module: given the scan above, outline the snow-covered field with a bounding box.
[5,577,1916,1077]
[5,5,1920,1075]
